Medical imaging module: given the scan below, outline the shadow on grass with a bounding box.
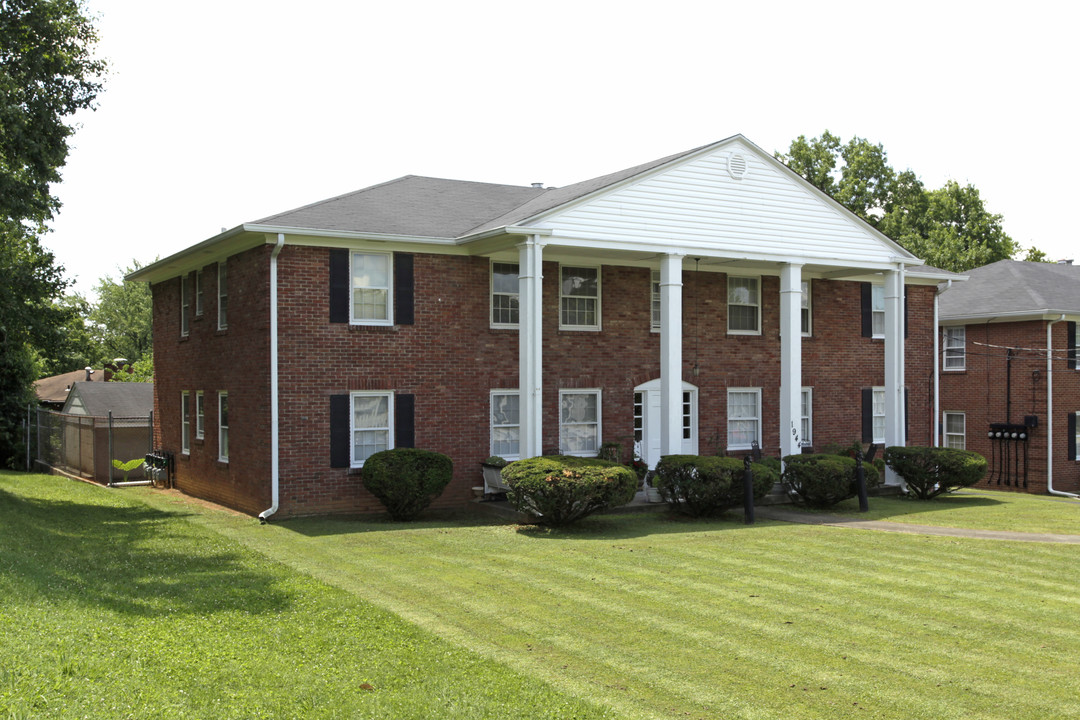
[806,492,1004,520]
[0,485,292,617]
[510,509,789,540]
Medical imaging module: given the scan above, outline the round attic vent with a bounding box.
[727,153,748,180]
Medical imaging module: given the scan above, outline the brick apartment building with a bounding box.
[938,259,1080,496]
[130,135,954,518]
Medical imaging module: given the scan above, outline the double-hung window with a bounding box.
[872,387,886,444]
[490,391,520,459]
[650,270,661,332]
[559,389,600,455]
[801,280,812,335]
[944,327,966,370]
[728,277,760,334]
[727,388,761,450]
[195,269,204,316]
[351,252,392,325]
[217,262,228,330]
[560,266,600,330]
[871,285,886,338]
[801,388,813,446]
[351,391,393,467]
[195,391,205,440]
[180,275,191,337]
[218,392,229,462]
[491,262,519,327]
[181,391,191,454]
[944,412,966,449]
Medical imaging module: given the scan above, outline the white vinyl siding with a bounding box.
[872,387,886,444]
[944,412,965,449]
[490,391,520,459]
[727,276,760,334]
[559,389,601,456]
[944,327,966,370]
[217,262,228,330]
[195,391,204,440]
[351,391,393,467]
[351,252,392,325]
[181,391,190,454]
[491,262,519,327]
[727,388,761,451]
[560,266,600,330]
[218,392,229,462]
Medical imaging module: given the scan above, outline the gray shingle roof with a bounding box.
[939,260,1080,320]
[66,382,154,417]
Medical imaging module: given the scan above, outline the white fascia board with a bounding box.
[126,225,263,284]
[243,224,457,246]
[939,310,1080,324]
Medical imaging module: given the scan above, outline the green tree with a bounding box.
[777,132,1028,272]
[89,261,153,366]
[0,0,106,467]
[37,293,102,376]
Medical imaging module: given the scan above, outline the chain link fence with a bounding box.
[32,407,154,484]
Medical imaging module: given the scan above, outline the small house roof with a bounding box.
[62,382,154,417]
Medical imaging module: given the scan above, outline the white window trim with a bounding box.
[559,265,601,331]
[650,270,661,333]
[490,261,519,329]
[943,411,966,449]
[943,326,966,371]
[350,390,394,468]
[218,391,229,463]
[872,386,886,444]
[490,390,521,460]
[195,269,204,316]
[180,275,190,337]
[558,388,602,456]
[181,391,191,454]
[726,387,762,451]
[727,275,761,335]
[195,391,205,440]
[217,261,228,330]
[350,251,394,326]
[800,387,813,447]
[871,285,886,339]
[1075,411,1080,463]
[801,280,812,337]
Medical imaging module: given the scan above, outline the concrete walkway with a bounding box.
[755,506,1080,544]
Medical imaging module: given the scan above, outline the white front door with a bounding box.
[634,379,698,469]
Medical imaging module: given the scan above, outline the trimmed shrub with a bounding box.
[653,455,778,517]
[781,453,882,508]
[502,455,638,526]
[362,448,454,521]
[884,446,988,499]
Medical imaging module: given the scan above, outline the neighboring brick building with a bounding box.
[938,259,1080,497]
[130,135,953,518]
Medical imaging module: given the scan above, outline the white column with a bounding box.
[779,263,804,459]
[884,268,904,485]
[518,238,544,459]
[659,253,684,457]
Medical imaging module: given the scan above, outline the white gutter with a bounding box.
[259,234,286,521]
[1046,315,1079,498]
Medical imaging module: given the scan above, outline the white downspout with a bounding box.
[1046,314,1079,498]
[933,280,951,447]
[259,234,286,521]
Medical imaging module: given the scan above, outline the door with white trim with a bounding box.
[634,379,698,468]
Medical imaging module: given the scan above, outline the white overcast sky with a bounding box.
[46,0,1078,297]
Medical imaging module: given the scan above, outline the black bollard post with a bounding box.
[743,454,755,525]
[855,448,869,512]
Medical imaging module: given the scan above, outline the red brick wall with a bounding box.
[153,244,938,517]
[940,319,1080,494]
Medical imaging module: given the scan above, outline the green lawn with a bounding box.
[801,489,1080,534]
[5,472,1080,719]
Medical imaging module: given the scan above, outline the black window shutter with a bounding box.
[395,394,415,449]
[329,249,350,323]
[1069,412,1077,461]
[860,283,872,338]
[1068,322,1076,370]
[394,253,414,325]
[329,394,350,468]
[861,388,873,443]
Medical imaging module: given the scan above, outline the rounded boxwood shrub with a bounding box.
[501,455,638,527]
[781,453,881,508]
[361,448,454,521]
[653,455,778,517]
[883,446,987,499]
